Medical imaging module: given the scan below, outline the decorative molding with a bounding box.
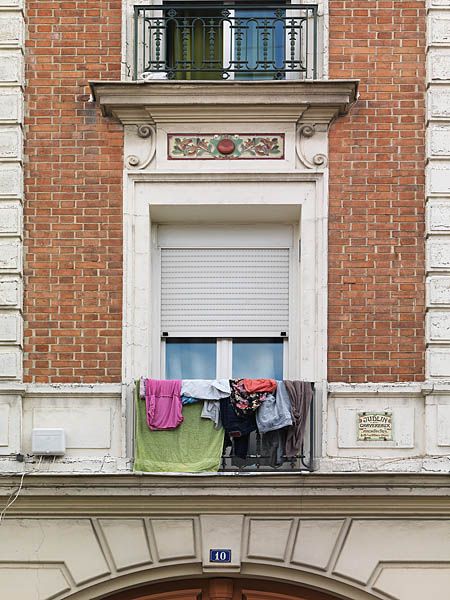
[137,124,152,138]
[167,134,285,160]
[296,124,328,169]
[129,172,320,183]
[125,123,156,169]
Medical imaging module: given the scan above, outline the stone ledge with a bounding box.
[0,472,449,517]
[90,80,359,125]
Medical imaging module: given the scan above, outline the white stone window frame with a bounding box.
[122,171,327,457]
[122,0,328,81]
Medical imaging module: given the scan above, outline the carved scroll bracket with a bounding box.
[125,123,157,170]
[296,123,328,170]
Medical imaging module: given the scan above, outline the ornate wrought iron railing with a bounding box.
[133,3,319,81]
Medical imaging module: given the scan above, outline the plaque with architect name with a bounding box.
[357,412,393,441]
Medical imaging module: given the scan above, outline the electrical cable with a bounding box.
[0,470,26,525]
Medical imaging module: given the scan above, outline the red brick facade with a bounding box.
[23,1,426,384]
[24,1,124,383]
[328,0,426,382]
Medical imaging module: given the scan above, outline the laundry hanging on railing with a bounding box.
[134,380,225,473]
[284,381,314,459]
[135,377,313,473]
[144,378,183,431]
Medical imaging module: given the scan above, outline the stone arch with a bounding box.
[3,515,448,599]
[56,563,390,600]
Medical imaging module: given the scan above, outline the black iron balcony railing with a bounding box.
[220,389,315,472]
[133,3,319,81]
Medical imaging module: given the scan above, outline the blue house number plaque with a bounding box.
[209,549,231,563]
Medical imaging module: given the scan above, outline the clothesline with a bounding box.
[134,378,314,473]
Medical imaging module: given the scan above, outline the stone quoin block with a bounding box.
[0,52,23,83]
[428,276,450,305]
[427,310,450,341]
[0,15,23,46]
[428,238,450,270]
[0,202,20,234]
[427,163,450,194]
[429,125,450,156]
[430,14,450,44]
[429,49,450,80]
[428,347,450,377]
[0,239,20,271]
[0,0,24,6]
[0,127,21,159]
[0,90,22,122]
[0,311,20,342]
[0,277,20,306]
[428,85,450,118]
[0,164,21,197]
[427,201,450,232]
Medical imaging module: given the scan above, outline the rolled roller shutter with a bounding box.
[160,247,290,336]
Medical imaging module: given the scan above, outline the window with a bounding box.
[154,225,295,379]
[165,337,284,379]
[164,4,286,80]
[134,3,318,80]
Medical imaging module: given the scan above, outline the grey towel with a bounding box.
[284,381,313,459]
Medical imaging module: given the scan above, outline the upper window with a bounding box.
[133,3,319,80]
[153,224,295,379]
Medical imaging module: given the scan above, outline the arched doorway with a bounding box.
[104,578,346,600]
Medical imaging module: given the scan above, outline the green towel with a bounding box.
[134,383,225,473]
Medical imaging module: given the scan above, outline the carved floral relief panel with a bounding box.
[167,133,285,160]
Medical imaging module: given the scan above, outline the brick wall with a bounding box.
[328,0,426,382]
[23,1,426,385]
[24,1,123,383]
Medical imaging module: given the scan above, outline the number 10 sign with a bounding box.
[209,549,232,563]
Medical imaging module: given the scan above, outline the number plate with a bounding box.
[209,549,232,563]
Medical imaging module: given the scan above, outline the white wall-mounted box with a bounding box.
[31,428,65,456]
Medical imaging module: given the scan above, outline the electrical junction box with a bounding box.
[31,428,66,456]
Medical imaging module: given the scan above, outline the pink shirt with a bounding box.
[145,379,183,431]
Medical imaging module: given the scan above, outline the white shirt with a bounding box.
[181,379,230,400]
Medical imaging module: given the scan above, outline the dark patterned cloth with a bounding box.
[220,396,257,459]
[229,379,269,416]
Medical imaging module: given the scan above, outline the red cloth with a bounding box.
[242,379,276,394]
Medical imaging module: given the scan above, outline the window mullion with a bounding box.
[216,338,232,379]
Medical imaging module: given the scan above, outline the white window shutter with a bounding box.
[160,247,290,336]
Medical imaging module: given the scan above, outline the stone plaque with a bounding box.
[357,412,393,441]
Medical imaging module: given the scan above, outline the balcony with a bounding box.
[133,3,319,81]
[135,380,315,474]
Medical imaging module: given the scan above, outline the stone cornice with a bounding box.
[89,80,359,125]
[1,473,449,517]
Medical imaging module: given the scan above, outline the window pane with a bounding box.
[232,338,283,379]
[166,6,223,80]
[234,8,285,80]
[165,338,216,379]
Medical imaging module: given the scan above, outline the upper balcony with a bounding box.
[132,3,320,81]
